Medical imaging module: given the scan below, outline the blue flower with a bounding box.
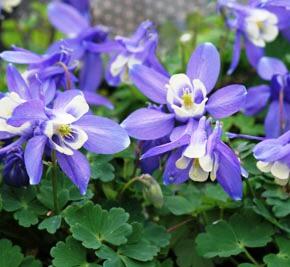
[244,57,290,138]
[0,90,130,194]
[121,43,246,199]
[218,0,290,74]
[254,130,290,185]
[3,146,29,187]
[86,20,167,86]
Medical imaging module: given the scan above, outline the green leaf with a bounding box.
[264,237,290,267]
[174,238,213,267]
[143,223,171,249]
[118,223,159,261]
[20,256,42,267]
[0,239,24,267]
[64,202,132,249]
[96,245,155,267]
[90,155,115,182]
[51,236,100,267]
[164,185,202,215]
[238,264,256,267]
[38,215,62,234]
[196,211,274,258]
[1,186,46,227]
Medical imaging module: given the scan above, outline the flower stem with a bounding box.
[119,176,140,198]
[51,151,60,215]
[243,247,260,266]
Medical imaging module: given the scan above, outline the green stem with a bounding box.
[51,151,60,215]
[243,247,260,266]
[246,179,256,199]
[119,177,140,198]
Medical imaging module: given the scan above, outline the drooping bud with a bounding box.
[140,174,164,208]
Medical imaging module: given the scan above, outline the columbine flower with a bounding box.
[121,43,246,200]
[0,0,21,13]
[2,146,29,187]
[244,57,290,138]
[122,43,246,142]
[0,64,53,139]
[61,0,90,19]
[145,117,243,200]
[254,130,290,186]
[86,20,167,86]
[2,90,130,194]
[218,0,290,74]
[47,2,112,109]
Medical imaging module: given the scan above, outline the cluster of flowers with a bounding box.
[218,0,290,185]
[0,0,289,200]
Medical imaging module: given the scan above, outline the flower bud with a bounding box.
[140,174,164,208]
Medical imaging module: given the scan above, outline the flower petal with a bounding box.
[186,42,221,93]
[244,85,271,115]
[24,135,47,185]
[129,64,169,104]
[206,84,247,119]
[216,141,243,200]
[56,150,90,195]
[227,31,242,75]
[245,39,264,68]
[163,149,190,185]
[0,50,42,64]
[6,64,30,99]
[257,57,288,80]
[121,108,175,140]
[47,2,89,37]
[75,115,130,154]
[82,91,114,109]
[265,101,281,138]
[79,52,103,92]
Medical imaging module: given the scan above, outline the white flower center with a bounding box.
[166,74,208,119]
[244,9,278,47]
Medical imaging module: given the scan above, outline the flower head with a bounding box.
[1,90,130,194]
[87,20,167,86]
[254,130,290,185]
[244,57,290,138]
[218,0,290,74]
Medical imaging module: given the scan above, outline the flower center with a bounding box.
[182,92,194,109]
[58,124,72,137]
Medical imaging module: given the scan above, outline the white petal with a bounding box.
[256,161,272,173]
[262,25,279,42]
[199,154,213,172]
[110,54,129,77]
[63,125,88,150]
[189,162,209,182]
[271,161,290,180]
[0,92,25,119]
[62,95,89,122]
[192,79,207,97]
[0,119,30,135]
[176,156,191,169]
[168,74,193,95]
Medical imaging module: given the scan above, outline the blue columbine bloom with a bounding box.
[86,20,167,86]
[254,130,290,186]
[218,0,290,74]
[2,146,29,187]
[244,56,290,138]
[121,43,246,199]
[0,89,130,194]
[47,2,113,109]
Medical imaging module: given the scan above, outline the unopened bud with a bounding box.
[139,174,164,208]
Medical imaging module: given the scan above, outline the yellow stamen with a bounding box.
[182,93,193,109]
[58,125,72,137]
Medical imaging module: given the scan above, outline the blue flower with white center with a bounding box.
[254,130,290,186]
[1,90,130,194]
[86,20,167,86]
[218,0,290,74]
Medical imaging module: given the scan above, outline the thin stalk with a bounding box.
[243,247,260,266]
[167,218,193,233]
[119,176,140,198]
[51,151,60,215]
